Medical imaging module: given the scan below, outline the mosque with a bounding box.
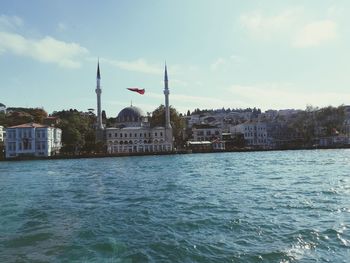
[95,62,173,153]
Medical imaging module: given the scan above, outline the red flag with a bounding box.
[127,87,145,95]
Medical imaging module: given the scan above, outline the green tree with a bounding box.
[0,108,48,127]
[52,110,96,154]
[150,105,185,148]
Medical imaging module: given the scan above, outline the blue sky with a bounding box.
[1,0,349,116]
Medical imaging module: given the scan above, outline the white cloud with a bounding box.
[0,31,88,68]
[101,58,162,75]
[210,55,242,71]
[239,8,301,40]
[239,8,338,48]
[211,58,226,71]
[293,20,337,48]
[171,78,188,87]
[57,22,67,32]
[0,15,23,30]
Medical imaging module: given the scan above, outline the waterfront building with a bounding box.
[230,121,270,147]
[0,103,6,113]
[103,64,173,154]
[230,121,301,148]
[5,123,62,158]
[191,124,222,142]
[0,125,5,142]
[319,135,349,147]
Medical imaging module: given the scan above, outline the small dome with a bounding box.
[0,103,5,107]
[117,106,144,123]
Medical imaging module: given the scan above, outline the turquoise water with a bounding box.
[1,150,350,262]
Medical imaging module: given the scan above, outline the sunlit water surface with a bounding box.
[1,149,350,262]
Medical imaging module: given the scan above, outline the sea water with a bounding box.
[1,149,350,262]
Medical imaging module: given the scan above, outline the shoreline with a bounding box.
[1,145,350,162]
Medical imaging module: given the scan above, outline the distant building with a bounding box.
[5,123,62,158]
[264,110,278,120]
[191,125,222,141]
[187,140,225,152]
[230,122,269,147]
[0,103,6,114]
[106,106,172,153]
[319,135,349,147]
[96,62,173,154]
[0,125,5,142]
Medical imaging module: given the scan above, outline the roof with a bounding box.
[117,106,145,122]
[188,141,212,145]
[8,123,48,128]
[0,103,5,107]
[107,126,153,131]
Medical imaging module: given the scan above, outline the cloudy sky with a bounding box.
[1,0,349,116]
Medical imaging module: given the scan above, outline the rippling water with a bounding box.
[1,149,350,262]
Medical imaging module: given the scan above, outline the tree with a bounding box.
[150,105,185,148]
[52,110,95,154]
[0,108,48,127]
[61,126,83,153]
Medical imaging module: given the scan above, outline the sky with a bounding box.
[1,0,350,116]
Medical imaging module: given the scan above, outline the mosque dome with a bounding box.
[117,106,145,123]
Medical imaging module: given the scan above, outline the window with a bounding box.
[160,132,163,136]
[155,132,158,137]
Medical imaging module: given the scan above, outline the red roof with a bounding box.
[9,123,48,128]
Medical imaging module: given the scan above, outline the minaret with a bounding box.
[95,61,103,130]
[164,63,171,129]
[164,63,173,151]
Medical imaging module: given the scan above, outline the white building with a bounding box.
[186,114,201,128]
[101,63,173,154]
[191,126,222,141]
[106,107,172,153]
[0,125,5,142]
[230,122,270,147]
[5,123,62,158]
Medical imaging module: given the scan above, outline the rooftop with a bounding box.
[9,123,48,128]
